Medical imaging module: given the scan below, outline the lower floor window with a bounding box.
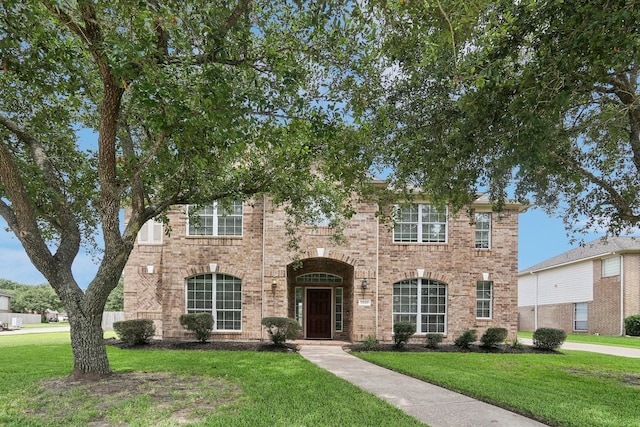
[393,278,447,333]
[574,302,588,331]
[186,273,242,331]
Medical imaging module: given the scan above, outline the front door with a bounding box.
[306,289,332,339]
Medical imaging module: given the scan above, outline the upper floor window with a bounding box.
[187,201,243,236]
[393,204,448,243]
[138,219,163,244]
[474,212,491,249]
[602,256,621,277]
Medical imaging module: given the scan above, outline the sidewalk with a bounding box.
[519,338,640,358]
[0,325,71,335]
[300,345,546,427]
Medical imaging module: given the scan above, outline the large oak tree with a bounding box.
[0,1,374,379]
[363,0,640,234]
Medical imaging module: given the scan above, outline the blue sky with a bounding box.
[0,206,619,288]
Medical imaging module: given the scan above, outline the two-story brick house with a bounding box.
[123,192,526,343]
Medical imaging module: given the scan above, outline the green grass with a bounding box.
[0,333,422,427]
[519,331,640,349]
[355,350,640,427]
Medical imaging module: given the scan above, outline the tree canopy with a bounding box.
[363,0,640,235]
[0,1,374,378]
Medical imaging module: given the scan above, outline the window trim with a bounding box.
[392,278,448,334]
[476,281,493,319]
[474,212,491,249]
[185,273,242,332]
[574,302,588,331]
[393,204,449,244]
[186,201,243,237]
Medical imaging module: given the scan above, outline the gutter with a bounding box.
[519,252,614,276]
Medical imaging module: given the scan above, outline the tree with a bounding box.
[363,1,640,235]
[11,284,63,318]
[104,276,123,312]
[0,1,373,379]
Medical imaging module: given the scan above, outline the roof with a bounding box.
[519,236,640,275]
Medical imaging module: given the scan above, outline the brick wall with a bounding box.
[124,197,521,342]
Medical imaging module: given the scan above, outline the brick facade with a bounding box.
[124,196,523,343]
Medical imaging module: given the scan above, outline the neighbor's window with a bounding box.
[574,302,588,331]
[138,219,163,244]
[476,281,493,318]
[393,204,448,243]
[474,213,491,249]
[187,201,243,236]
[602,256,621,277]
[186,273,242,331]
[393,278,447,333]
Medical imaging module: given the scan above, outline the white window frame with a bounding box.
[186,201,243,237]
[392,278,447,333]
[335,287,343,332]
[185,273,242,331]
[476,281,493,319]
[574,302,588,331]
[602,256,621,277]
[393,204,448,243]
[138,219,163,244]
[474,212,491,249]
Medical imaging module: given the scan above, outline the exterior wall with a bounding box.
[125,197,521,343]
[0,295,10,313]
[518,253,640,335]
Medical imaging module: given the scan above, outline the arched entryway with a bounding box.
[287,258,354,340]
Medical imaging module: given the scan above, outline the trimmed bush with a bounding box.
[425,333,443,349]
[362,335,378,351]
[480,327,508,348]
[533,327,567,350]
[179,313,214,342]
[624,314,640,336]
[261,317,301,345]
[454,329,477,348]
[113,319,155,345]
[393,321,416,348]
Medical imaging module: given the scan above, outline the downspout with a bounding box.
[260,195,266,341]
[375,213,380,340]
[620,255,625,335]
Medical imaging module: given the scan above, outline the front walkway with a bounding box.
[299,345,546,427]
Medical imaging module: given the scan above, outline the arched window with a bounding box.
[393,278,447,333]
[186,274,242,331]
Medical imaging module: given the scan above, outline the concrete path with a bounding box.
[0,325,71,335]
[300,345,546,427]
[519,338,640,358]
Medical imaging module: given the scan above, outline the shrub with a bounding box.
[624,314,640,336]
[425,333,443,349]
[480,327,508,348]
[362,335,378,351]
[454,329,477,348]
[113,319,155,345]
[261,317,301,345]
[393,321,416,348]
[510,337,523,349]
[532,327,567,350]
[179,313,214,342]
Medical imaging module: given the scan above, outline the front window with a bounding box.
[186,274,242,331]
[393,278,447,333]
[187,201,243,236]
[602,256,621,277]
[476,281,493,318]
[393,204,448,243]
[474,213,491,249]
[574,303,588,331]
[138,219,163,244]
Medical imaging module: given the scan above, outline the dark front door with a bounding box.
[306,289,332,339]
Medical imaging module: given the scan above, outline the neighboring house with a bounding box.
[124,192,526,343]
[518,237,640,335]
[0,292,10,313]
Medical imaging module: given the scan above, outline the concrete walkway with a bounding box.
[519,338,640,358]
[299,345,546,427]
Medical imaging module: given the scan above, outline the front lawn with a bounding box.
[0,334,422,427]
[518,331,640,349]
[355,350,640,427]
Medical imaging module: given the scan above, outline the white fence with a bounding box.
[0,313,41,325]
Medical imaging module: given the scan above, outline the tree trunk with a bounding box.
[68,311,111,381]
